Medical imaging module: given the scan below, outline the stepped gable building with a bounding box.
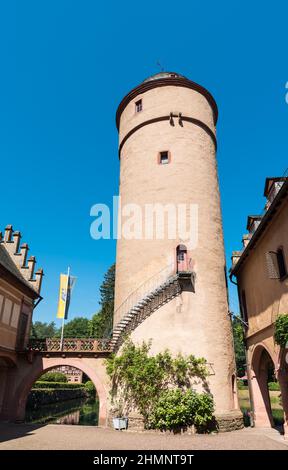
[0,225,43,418]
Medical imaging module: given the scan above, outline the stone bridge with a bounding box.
[0,338,112,426]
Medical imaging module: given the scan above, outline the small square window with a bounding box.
[159,151,170,165]
[135,99,142,113]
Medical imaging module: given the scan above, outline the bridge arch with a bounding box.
[14,356,109,426]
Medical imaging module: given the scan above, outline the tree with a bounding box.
[91,263,115,338]
[31,264,116,340]
[62,317,92,338]
[232,317,246,377]
[30,321,58,339]
[40,372,67,383]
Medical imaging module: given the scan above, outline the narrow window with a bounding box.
[277,247,287,280]
[159,151,170,165]
[241,290,248,325]
[135,99,142,113]
[16,312,28,350]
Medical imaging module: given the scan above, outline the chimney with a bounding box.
[14,243,29,269]
[231,250,242,267]
[242,234,251,249]
[4,225,13,242]
[33,268,44,293]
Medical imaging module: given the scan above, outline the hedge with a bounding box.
[268,382,280,391]
[33,381,86,390]
[27,388,86,409]
[40,372,68,383]
[238,380,280,391]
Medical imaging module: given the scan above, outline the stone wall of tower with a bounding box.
[114,80,239,417]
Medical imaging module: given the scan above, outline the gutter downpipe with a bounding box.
[230,272,255,427]
[33,296,43,309]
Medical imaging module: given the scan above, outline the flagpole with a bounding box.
[60,266,70,351]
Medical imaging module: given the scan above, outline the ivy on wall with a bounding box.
[106,340,215,431]
[274,314,288,348]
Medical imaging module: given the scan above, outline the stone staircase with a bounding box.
[111,268,195,351]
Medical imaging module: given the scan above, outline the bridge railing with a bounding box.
[27,337,111,353]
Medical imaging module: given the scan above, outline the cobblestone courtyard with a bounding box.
[0,424,287,450]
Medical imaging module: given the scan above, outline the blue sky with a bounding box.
[0,1,287,325]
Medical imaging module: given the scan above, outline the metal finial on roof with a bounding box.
[156,60,164,72]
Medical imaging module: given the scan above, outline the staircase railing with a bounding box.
[114,262,175,325]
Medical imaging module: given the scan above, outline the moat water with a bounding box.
[25,397,99,426]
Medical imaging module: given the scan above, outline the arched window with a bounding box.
[176,244,188,273]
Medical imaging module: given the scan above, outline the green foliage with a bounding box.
[237,380,248,390]
[31,264,115,341]
[84,380,96,395]
[106,340,213,430]
[232,317,246,377]
[33,381,85,389]
[148,389,214,431]
[268,382,280,391]
[274,314,288,348]
[27,388,86,409]
[30,321,58,339]
[91,264,115,338]
[40,372,68,383]
[61,317,92,338]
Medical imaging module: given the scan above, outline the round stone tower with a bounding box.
[113,72,242,428]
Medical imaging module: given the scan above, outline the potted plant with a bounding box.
[112,400,128,431]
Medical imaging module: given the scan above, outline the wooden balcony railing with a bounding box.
[27,338,112,353]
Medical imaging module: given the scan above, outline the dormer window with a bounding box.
[135,99,142,113]
[247,215,262,234]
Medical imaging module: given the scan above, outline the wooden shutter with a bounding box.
[265,251,280,279]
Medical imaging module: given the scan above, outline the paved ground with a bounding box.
[0,424,287,450]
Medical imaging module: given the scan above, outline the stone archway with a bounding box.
[13,356,109,426]
[250,344,277,428]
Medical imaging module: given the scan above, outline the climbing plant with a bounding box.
[274,314,288,348]
[106,340,214,431]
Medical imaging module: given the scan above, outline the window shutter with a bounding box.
[265,251,280,279]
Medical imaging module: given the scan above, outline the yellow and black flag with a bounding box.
[56,271,76,320]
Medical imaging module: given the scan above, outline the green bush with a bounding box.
[274,314,288,348]
[33,381,85,390]
[84,380,96,395]
[106,340,213,431]
[40,372,68,383]
[268,382,280,391]
[148,389,214,431]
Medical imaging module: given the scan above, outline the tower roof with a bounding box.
[116,72,218,130]
[143,71,186,82]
